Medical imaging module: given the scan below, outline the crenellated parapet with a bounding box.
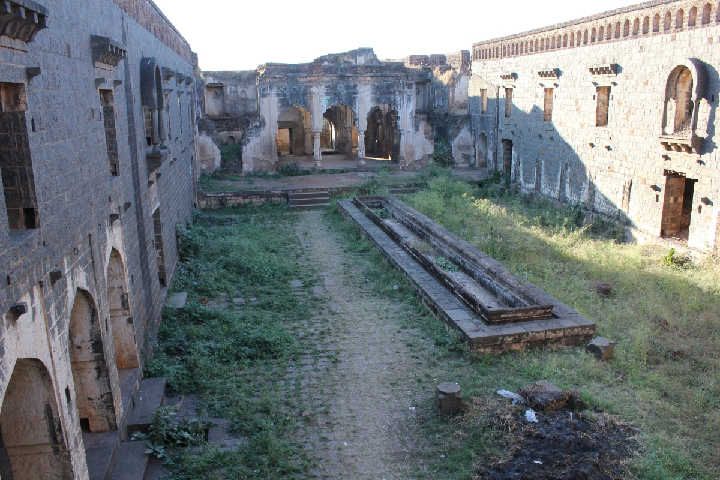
[472,0,720,61]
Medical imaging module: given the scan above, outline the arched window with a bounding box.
[615,22,621,37]
[663,65,696,135]
[676,9,684,28]
[598,26,604,40]
[584,30,588,44]
[563,34,568,47]
[689,6,697,26]
[664,11,672,30]
[633,18,640,35]
[653,13,661,31]
[552,36,556,49]
[591,27,596,42]
[643,16,650,34]
[623,19,630,36]
[701,3,711,24]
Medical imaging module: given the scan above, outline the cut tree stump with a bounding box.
[435,382,462,415]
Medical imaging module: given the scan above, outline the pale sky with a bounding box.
[152,0,641,71]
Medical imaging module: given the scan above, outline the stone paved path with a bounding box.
[291,210,428,479]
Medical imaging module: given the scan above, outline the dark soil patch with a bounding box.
[469,398,639,480]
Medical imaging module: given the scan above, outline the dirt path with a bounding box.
[292,210,426,479]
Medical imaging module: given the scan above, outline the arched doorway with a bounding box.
[0,359,74,480]
[365,104,399,160]
[69,289,117,432]
[276,105,312,156]
[477,132,488,168]
[322,104,358,157]
[107,250,139,369]
[663,65,694,135]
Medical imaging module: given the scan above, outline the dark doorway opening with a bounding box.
[661,171,697,241]
[501,139,513,179]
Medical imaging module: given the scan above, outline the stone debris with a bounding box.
[518,380,574,411]
[595,283,612,297]
[586,337,616,361]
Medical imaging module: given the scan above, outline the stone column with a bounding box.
[313,131,322,168]
[357,130,366,167]
[150,109,160,147]
[158,107,168,148]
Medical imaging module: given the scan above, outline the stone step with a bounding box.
[127,377,166,435]
[288,190,329,200]
[109,441,149,480]
[289,197,331,207]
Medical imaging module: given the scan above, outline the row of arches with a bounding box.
[0,250,137,480]
[275,103,399,160]
[474,2,720,60]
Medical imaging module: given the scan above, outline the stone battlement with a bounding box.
[472,0,720,61]
[110,0,193,62]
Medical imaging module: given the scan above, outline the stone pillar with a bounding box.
[158,107,168,148]
[313,131,322,168]
[357,130,366,167]
[150,109,160,147]
[435,382,462,415]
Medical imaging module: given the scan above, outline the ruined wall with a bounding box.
[470,0,720,251]
[0,0,198,478]
[199,49,477,171]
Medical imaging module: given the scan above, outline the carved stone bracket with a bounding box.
[176,73,184,85]
[25,66,40,81]
[91,35,127,67]
[538,69,559,78]
[185,76,193,86]
[499,72,516,81]
[0,0,47,43]
[659,135,703,154]
[589,64,618,76]
[146,148,168,174]
[161,67,175,82]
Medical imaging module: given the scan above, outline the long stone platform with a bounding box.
[338,196,595,353]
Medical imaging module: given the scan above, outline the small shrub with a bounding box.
[430,138,454,168]
[434,256,458,272]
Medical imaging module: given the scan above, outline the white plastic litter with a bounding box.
[525,409,538,422]
[497,389,525,404]
[534,460,542,464]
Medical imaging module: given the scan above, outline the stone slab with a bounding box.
[109,441,149,480]
[127,377,166,434]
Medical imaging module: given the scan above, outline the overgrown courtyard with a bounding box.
[146,172,720,480]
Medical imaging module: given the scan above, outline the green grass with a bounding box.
[393,175,720,479]
[145,205,319,479]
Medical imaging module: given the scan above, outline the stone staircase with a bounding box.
[288,191,330,208]
[85,375,167,480]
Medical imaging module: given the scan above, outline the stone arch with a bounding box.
[591,28,596,42]
[563,34,568,47]
[322,104,358,155]
[664,11,672,30]
[663,61,708,135]
[365,104,398,160]
[69,289,117,432]
[676,8,684,28]
[623,19,630,36]
[633,18,640,35]
[0,359,74,480]
[643,16,650,34]
[606,23,612,39]
[107,249,139,370]
[598,26,604,40]
[653,13,660,31]
[702,3,711,24]
[689,6,697,26]
[226,135,236,146]
[140,57,167,149]
[615,21,621,38]
[277,105,312,156]
[477,132,488,168]
[583,29,588,44]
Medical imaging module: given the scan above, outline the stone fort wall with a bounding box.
[470,0,720,251]
[0,0,198,478]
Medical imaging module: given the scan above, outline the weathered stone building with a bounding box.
[0,0,199,478]
[469,0,720,251]
[199,48,474,172]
